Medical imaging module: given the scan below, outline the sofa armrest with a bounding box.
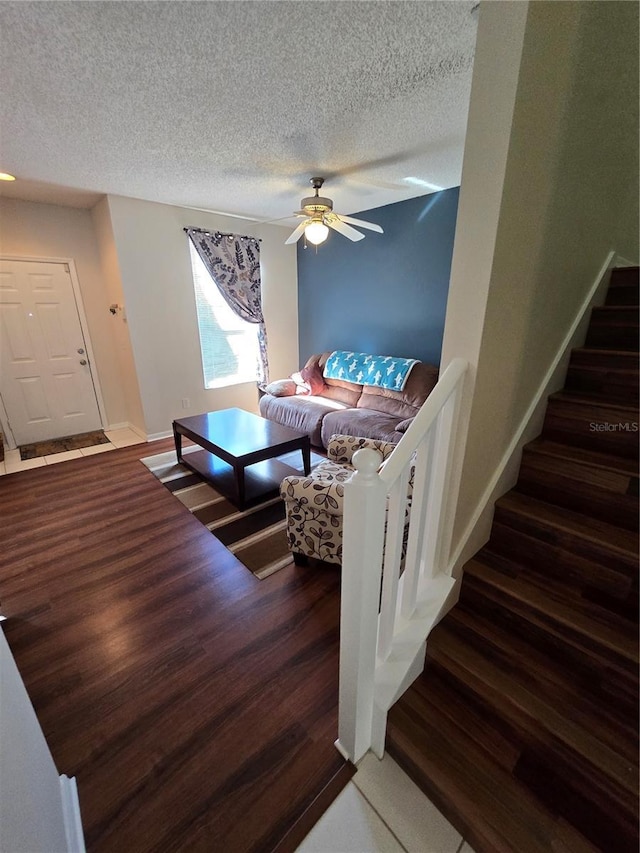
[280,474,346,517]
[327,434,397,465]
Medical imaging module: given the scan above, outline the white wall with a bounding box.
[0,197,129,430]
[442,0,639,560]
[0,628,70,853]
[105,195,298,438]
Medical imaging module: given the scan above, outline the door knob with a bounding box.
[77,348,85,354]
[79,359,87,366]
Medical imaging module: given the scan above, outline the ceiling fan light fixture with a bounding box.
[285,176,383,246]
[305,220,329,246]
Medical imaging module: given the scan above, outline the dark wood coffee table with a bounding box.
[173,408,311,510]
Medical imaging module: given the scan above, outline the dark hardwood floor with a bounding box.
[0,438,348,852]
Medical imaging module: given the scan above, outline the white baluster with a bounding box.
[377,468,410,661]
[400,429,434,619]
[336,447,386,763]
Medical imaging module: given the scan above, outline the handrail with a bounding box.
[336,358,468,763]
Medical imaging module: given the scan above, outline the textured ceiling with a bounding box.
[0,1,477,221]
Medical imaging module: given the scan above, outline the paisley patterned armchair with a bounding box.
[279,434,398,566]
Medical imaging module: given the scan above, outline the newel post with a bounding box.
[335,448,387,763]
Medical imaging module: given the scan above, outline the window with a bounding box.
[188,242,259,389]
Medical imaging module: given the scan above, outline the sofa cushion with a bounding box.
[291,360,325,395]
[259,393,348,447]
[264,378,297,397]
[321,407,404,447]
[396,417,414,433]
[312,351,363,405]
[356,362,439,418]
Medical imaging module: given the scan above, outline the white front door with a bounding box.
[0,259,102,444]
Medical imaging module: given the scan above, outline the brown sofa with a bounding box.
[259,351,439,448]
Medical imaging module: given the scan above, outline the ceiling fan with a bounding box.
[285,177,383,246]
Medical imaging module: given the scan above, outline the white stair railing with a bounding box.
[335,358,467,763]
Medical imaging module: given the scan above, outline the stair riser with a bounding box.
[590,306,639,324]
[514,746,639,853]
[481,531,638,625]
[569,349,638,370]
[491,505,638,578]
[606,285,640,306]
[565,367,639,404]
[516,457,639,530]
[458,579,639,701]
[543,400,639,459]
[445,610,639,743]
[584,325,639,351]
[609,268,640,289]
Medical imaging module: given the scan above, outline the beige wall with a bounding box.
[106,195,298,438]
[0,197,128,428]
[442,0,639,555]
[91,198,146,432]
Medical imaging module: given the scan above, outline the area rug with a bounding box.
[141,448,323,580]
[19,429,110,460]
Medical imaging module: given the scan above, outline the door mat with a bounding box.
[19,430,110,460]
[140,449,324,580]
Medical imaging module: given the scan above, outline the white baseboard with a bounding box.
[448,249,618,577]
[146,429,173,442]
[59,774,85,853]
[106,422,148,440]
[128,423,147,441]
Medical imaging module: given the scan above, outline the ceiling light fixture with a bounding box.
[0,172,16,181]
[305,219,329,246]
[285,177,383,246]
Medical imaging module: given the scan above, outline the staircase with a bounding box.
[385,267,639,853]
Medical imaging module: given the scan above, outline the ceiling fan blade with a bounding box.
[337,214,384,234]
[260,213,300,224]
[285,220,309,245]
[327,217,365,242]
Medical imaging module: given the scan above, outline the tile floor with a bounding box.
[0,427,145,476]
[1,428,475,852]
[296,752,476,853]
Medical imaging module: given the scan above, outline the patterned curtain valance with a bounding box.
[184,227,269,383]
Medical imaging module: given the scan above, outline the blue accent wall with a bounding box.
[296,186,459,367]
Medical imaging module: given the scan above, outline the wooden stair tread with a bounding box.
[567,364,639,379]
[521,442,637,491]
[463,557,638,666]
[385,265,639,851]
[447,606,638,746]
[427,621,638,800]
[572,347,639,357]
[590,305,639,312]
[386,677,602,853]
[548,391,639,413]
[495,491,639,556]
[525,438,639,476]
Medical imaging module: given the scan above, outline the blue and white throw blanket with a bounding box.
[323,351,418,391]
